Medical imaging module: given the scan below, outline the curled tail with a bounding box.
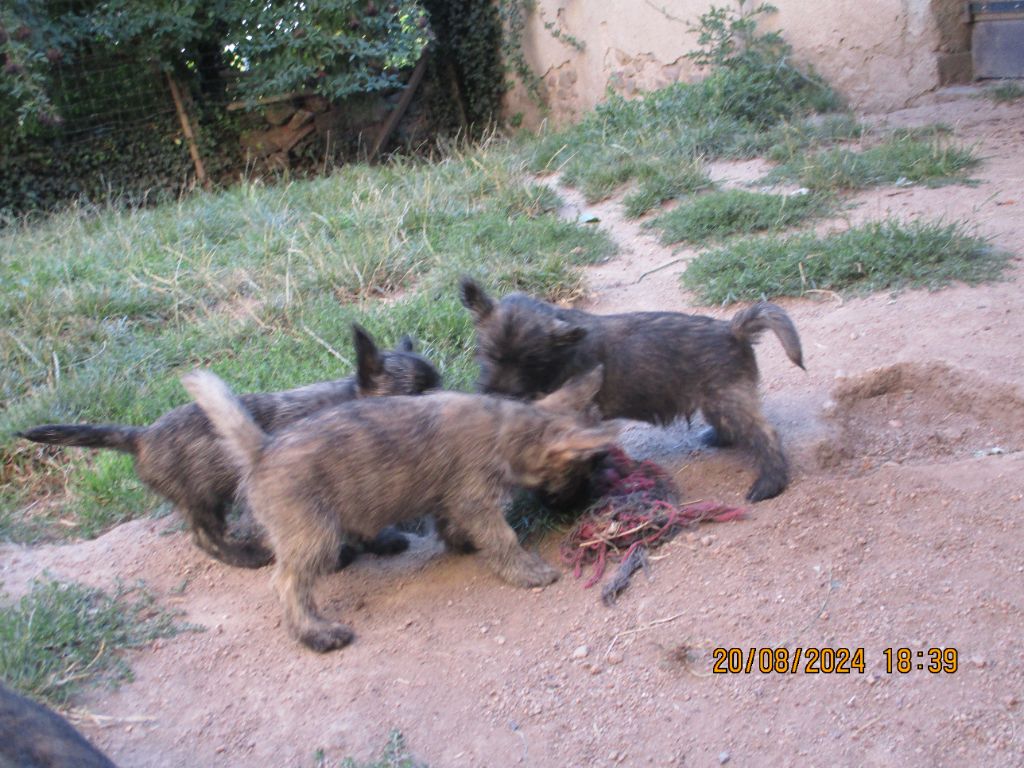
[730,302,805,370]
[17,424,141,454]
[180,370,266,474]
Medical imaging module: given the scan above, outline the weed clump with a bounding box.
[682,218,1007,304]
[0,579,189,708]
[651,189,829,244]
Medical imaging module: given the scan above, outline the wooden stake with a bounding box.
[369,52,430,163]
[167,73,210,190]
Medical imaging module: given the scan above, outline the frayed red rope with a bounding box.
[560,447,747,588]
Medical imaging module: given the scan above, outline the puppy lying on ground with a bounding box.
[18,325,441,568]
[460,277,804,501]
[182,366,616,652]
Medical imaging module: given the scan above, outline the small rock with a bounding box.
[888,419,903,428]
[495,635,506,646]
[572,644,590,660]
[607,650,624,665]
[970,655,987,669]
[1005,695,1018,708]
[719,751,731,764]
[701,534,716,547]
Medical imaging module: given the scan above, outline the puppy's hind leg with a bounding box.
[189,501,274,569]
[451,500,559,587]
[271,518,353,652]
[702,384,789,502]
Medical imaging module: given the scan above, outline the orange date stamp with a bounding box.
[711,647,959,674]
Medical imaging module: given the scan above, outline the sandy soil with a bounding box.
[2,88,1024,767]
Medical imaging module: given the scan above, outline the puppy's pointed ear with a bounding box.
[552,319,586,346]
[536,365,605,413]
[396,334,416,353]
[459,277,494,321]
[352,323,384,391]
[542,425,618,472]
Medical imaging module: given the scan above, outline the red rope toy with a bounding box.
[560,446,746,603]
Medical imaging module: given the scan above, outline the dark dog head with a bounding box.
[504,366,617,496]
[353,324,442,397]
[460,277,586,399]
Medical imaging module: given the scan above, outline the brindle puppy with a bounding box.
[182,366,616,652]
[0,683,116,768]
[18,325,441,568]
[459,277,804,501]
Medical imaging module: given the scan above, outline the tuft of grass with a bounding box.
[319,730,425,768]
[1,143,616,542]
[651,189,831,245]
[622,159,712,219]
[985,81,1024,104]
[0,579,192,708]
[767,128,978,191]
[526,3,841,205]
[682,218,1008,304]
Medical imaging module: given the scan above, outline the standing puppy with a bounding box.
[459,277,804,501]
[18,325,441,568]
[182,366,616,652]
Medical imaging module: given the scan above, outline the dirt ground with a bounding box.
[2,88,1024,767]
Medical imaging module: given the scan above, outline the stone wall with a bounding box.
[505,0,971,127]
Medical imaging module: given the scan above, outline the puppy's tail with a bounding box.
[16,424,142,454]
[180,370,266,473]
[730,302,805,370]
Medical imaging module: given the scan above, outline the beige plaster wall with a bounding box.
[505,0,944,127]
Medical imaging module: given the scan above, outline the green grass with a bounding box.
[767,128,978,191]
[985,81,1024,104]
[682,218,1008,304]
[651,189,831,245]
[525,58,841,206]
[316,730,425,768]
[0,579,190,708]
[0,145,616,542]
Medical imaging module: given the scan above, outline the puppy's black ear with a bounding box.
[396,334,416,353]
[459,277,494,321]
[552,320,587,346]
[352,323,384,391]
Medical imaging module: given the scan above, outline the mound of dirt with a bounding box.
[816,361,1024,470]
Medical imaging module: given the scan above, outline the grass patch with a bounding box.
[682,218,1008,304]
[985,81,1024,104]
[651,189,831,245]
[767,128,978,191]
[1,144,616,542]
[622,160,711,219]
[314,730,425,768]
[0,579,190,708]
[526,3,840,206]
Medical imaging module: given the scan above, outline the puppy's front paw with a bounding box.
[299,623,355,653]
[505,553,560,588]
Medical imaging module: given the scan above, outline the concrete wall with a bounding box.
[505,0,966,127]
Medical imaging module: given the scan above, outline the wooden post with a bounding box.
[369,52,430,163]
[167,73,210,190]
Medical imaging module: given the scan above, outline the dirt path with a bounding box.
[2,89,1024,767]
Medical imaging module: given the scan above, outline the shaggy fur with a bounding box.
[18,325,441,568]
[182,366,616,652]
[460,277,804,501]
[0,683,116,768]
